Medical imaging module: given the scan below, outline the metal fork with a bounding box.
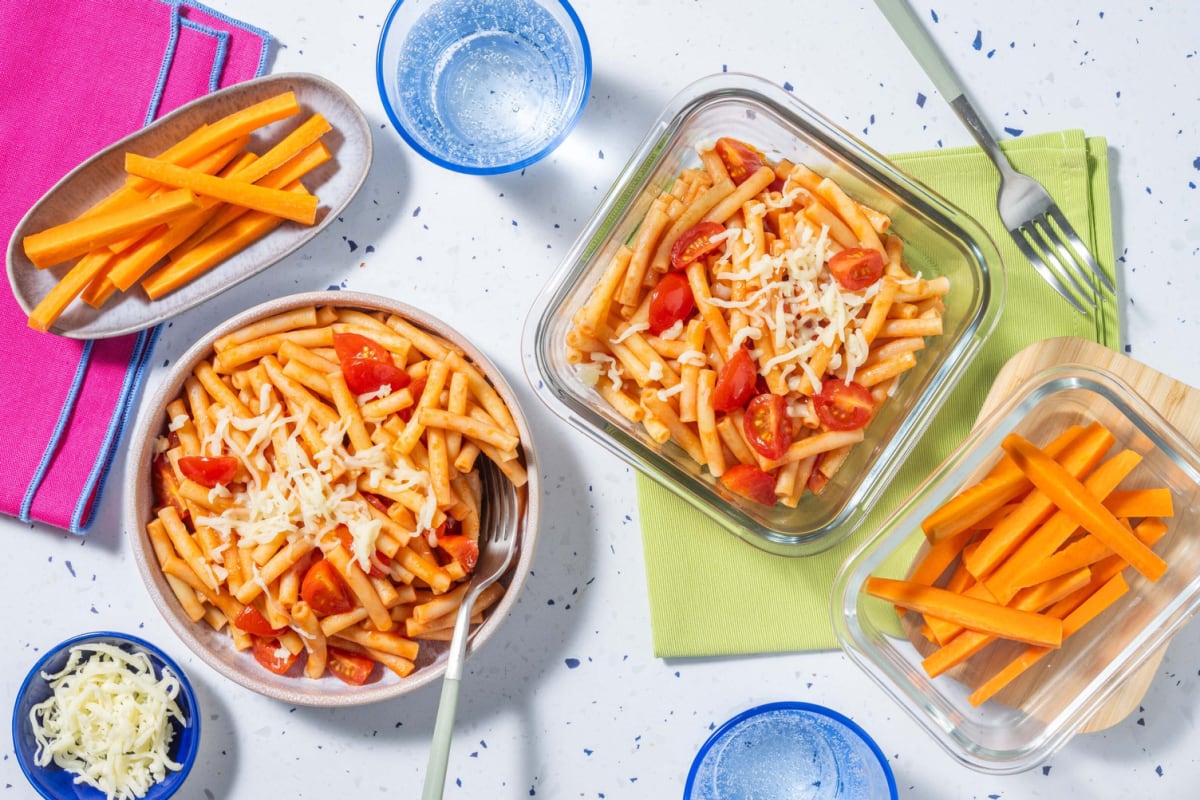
[874,0,1114,314]
[421,463,519,800]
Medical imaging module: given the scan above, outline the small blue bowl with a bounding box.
[12,632,201,800]
[685,702,897,800]
[376,0,591,174]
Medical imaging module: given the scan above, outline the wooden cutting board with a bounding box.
[975,336,1200,732]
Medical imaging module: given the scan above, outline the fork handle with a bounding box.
[421,676,461,800]
[873,0,966,102]
[421,591,479,800]
[873,0,1016,178]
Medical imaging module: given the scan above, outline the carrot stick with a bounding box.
[983,448,1143,603]
[26,249,116,332]
[228,113,331,186]
[1015,517,1168,589]
[23,188,201,268]
[124,153,318,225]
[972,502,1021,530]
[1001,434,1167,582]
[967,573,1129,706]
[140,184,306,300]
[964,422,1114,580]
[173,141,331,255]
[921,566,1092,678]
[865,576,1063,648]
[124,91,300,194]
[906,528,975,590]
[1102,488,1174,520]
[103,151,261,293]
[922,553,980,644]
[105,135,251,255]
[920,425,1083,542]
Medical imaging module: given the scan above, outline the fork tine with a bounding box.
[1008,226,1089,315]
[480,461,517,546]
[1025,217,1097,304]
[1045,206,1115,293]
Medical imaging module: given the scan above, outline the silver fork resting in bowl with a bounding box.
[421,462,519,800]
[874,0,1114,314]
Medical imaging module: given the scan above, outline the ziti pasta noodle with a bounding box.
[145,304,526,685]
[566,137,949,507]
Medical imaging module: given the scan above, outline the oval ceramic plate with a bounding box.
[5,72,372,339]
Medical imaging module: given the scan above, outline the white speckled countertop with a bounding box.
[6,1,1199,797]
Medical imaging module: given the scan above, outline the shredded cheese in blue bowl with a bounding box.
[12,631,200,800]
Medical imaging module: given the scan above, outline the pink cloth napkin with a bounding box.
[0,0,270,532]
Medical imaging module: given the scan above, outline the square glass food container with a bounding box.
[832,364,1200,773]
[522,73,1005,555]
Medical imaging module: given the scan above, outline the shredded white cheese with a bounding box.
[609,322,649,345]
[195,394,438,573]
[656,319,685,340]
[656,383,685,402]
[29,643,186,800]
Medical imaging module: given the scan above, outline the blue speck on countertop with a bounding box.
[783,81,794,92]
[1004,127,1024,137]
[65,560,75,577]
[930,9,938,22]
[916,92,926,107]
[972,31,983,50]
[565,657,580,669]
[412,206,421,217]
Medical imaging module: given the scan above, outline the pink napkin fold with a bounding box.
[0,0,270,532]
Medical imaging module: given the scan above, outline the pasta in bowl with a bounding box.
[126,291,539,706]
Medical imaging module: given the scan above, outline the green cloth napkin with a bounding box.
[639,130,1119,657]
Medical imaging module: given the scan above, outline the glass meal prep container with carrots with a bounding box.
[523,73,1005,556]
[832,364,1200,772]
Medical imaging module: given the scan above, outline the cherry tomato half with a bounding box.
[711,348,758,412]
[300,558,355,616]
[715,137,766,186]
[343,358,411,396]
[152,453,188,518]
[438,534,479,573]
[813,380,874,431]
[827,248,884,291]
[333,332,389,363]
[177,455,238,488]
[743,393,793,460]
[720,464,777,506]
[326,647,376,686]
[234,604,287,637]
[669,221,725,272]
[648,272,695,334]
[251,637,300,675]
[333,332,410,395]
